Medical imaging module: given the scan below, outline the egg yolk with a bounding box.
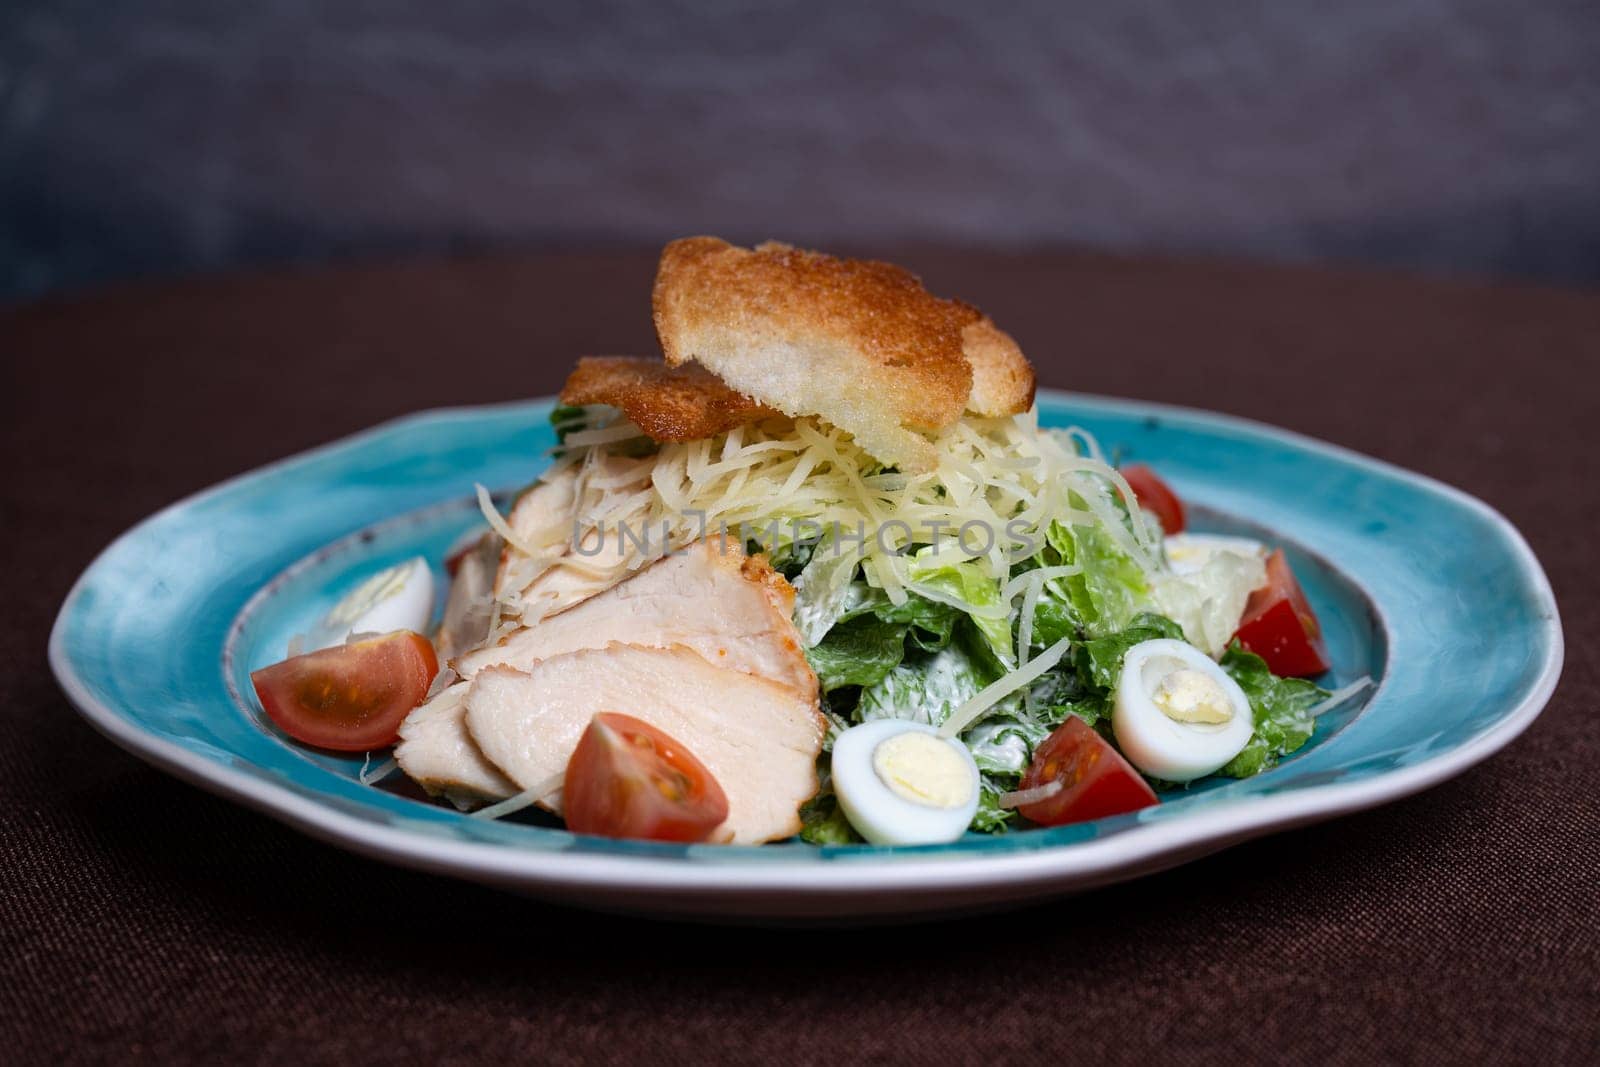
[872,732,973,809]
[1151,668,1234,725]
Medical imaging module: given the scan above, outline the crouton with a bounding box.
[559,355,778,442]
[652,237,983,471]
[962,317,1036,417]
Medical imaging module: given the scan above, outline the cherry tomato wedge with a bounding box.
[563,712,730,843]
[250,631,437,752]
[1017,718,1158,826]
[1232,549,1329,677]
[1120,464,1186,534]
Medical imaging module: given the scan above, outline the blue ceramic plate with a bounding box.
[50,393,1562,919]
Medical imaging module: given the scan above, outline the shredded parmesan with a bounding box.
[1017,573,1043,670]
[468,773,565,820]
[358,756,398,786]
[1309,676,1375,718]
[1002,565,1082,602]
[938,636,1073,738]
[998,779,1064,809]
[562,421,650,448]
[475,483,544,559]
[486,407,1167,736]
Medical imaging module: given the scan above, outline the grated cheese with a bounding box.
[998,779,1064,809]
[938,636,1073,739]
[469,772,566,820]
[483,408,1164,721]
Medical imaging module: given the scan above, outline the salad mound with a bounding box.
[528,403,1329,843]
[248,237,1345,848]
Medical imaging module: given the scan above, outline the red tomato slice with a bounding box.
[1121,464,1186,534]
[1233,549,1330,677]
[1017,718,1158,826]
[563,712,730,843]
[250,631,438,752]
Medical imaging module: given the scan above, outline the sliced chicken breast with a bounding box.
[402,538,816,806]
[455,538,818,701]
[494,454,667,621]
[465,646,826,843]
[435,532,501,663]
[394,682,517,807]
[492,464,581,603]
[510,524,642,624]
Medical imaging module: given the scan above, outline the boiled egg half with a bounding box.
[1112,639,1254,782]
[831,720,981,845]
[309,556,435,650]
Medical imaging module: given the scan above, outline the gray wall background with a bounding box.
[3,1,1597,301]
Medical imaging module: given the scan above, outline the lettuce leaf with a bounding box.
[972,778,1020,832]
[1217,645,1328,777]
[963,711,1048,775]
[871,594,960,653]
[1073,613,1186,690]
[548,403,589,443]
[904,553,1014,666]
[798,786,864,845]
[832,584,961,654]
[804,574,966,694]
[1066,524,1152,635]
[857,636,992,728]
[805,614,907,691]
[1020,520,1154,650]
[1151,549,1267,657]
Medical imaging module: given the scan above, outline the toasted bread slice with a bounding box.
[560,356,777,441]
[962,317,1036,417]
[653,237,983,471]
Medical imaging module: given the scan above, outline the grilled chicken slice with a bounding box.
[455,538,818,701]
[465,646,827,843]
[511,524,640,624]
[394,682,517,807]
[492,464,581,604]
[494,455,668,622]
[404,538,816,807]
[435,532,501,663]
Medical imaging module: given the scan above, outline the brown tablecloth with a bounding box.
[4,249,1597,1063]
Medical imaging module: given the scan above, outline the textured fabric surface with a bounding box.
[3,249,1597,1063]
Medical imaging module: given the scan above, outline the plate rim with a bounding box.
[48,391,1565,899]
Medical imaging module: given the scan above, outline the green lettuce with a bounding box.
[1073,613,1186,690]
[1062,523,1151,635]
[1217,645,1328,777]
[805,614,907,691]
[972,779,1020,832]
[904,553,1014,666]
[1020,519,1154,649]
[871,593,960,653]
[804,577,965,694]
[857,635,992,727]
[548,403,589,443]
[798,785,864,845]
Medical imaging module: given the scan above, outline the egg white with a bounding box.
[1111,638,1254,782]
[831,720,980,845]
[311,556,435,650]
